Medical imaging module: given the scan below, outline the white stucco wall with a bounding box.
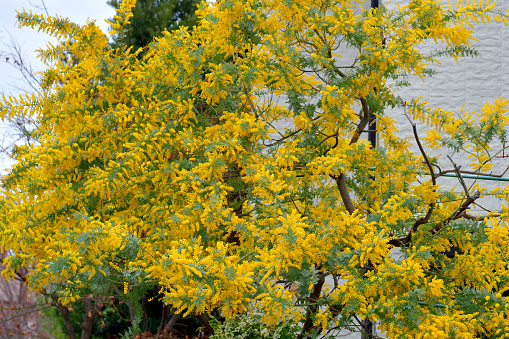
[383,0,509,112]
[388,0,509,114]
[384,0,509,214]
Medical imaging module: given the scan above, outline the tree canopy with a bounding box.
[2,0,509,337]
[107,0,200,51]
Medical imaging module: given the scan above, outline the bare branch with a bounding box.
[243,87,259,119]
[431,191,481,235]
[40,0,49,16]
[395,97,436,244]
[328,97,370,215]
[436,168,509,179]
[321,132,339,156]
[388,192,478,248]
[336,173,355,214]
[264,128,302,147]
[447,155,471,199]
[0,304,51,326]
[456,212,491,221]
[27,0,50,16]
[349,97,371,146]
[497,244,509,267]
[1,30,41,93]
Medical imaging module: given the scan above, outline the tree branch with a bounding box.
[349,98,370,146]
[431,191,481,235]
[329,98,370,214]
[299,272,326,338]
[0,304,52,326]
[164,312,180,331]
[447,155,470,199]
[389,98,437,246]
[244,87,259,119]
[456,212,490,221]
[336,173,355,214]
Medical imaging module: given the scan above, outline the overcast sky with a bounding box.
[0,0,116,94]
[0,0,116,171]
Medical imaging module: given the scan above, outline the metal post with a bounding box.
[363,1,378,338]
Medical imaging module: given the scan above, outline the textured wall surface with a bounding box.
[389,0,509,114]
[384,0,509,214]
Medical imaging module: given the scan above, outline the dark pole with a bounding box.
[363,2,378,339]
[368,0,379,150]
[368,111,377,149]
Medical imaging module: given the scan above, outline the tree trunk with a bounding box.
[196,314,214,335]
[157,304,169,335]
[80,295,103,339]
[165,312,180,332]
[141,295,148,332]
[56,302,77,339]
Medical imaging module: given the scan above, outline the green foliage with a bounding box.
[107,0,200,51]
[39,304,68,339]
[210,313,299,339]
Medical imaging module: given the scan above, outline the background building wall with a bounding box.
[384,0,509,214]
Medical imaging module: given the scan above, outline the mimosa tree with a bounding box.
[1,0,509,338]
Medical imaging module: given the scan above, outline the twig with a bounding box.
[243,87,259,119]
[447,155,470,199]
[435,168,509,179]
[0,304,52,325]
[456,212,489,221]
[496,244,509,267]
[264,128,302,147]
[41,0,49,16]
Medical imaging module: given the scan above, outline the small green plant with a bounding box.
[210,313,299,339]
